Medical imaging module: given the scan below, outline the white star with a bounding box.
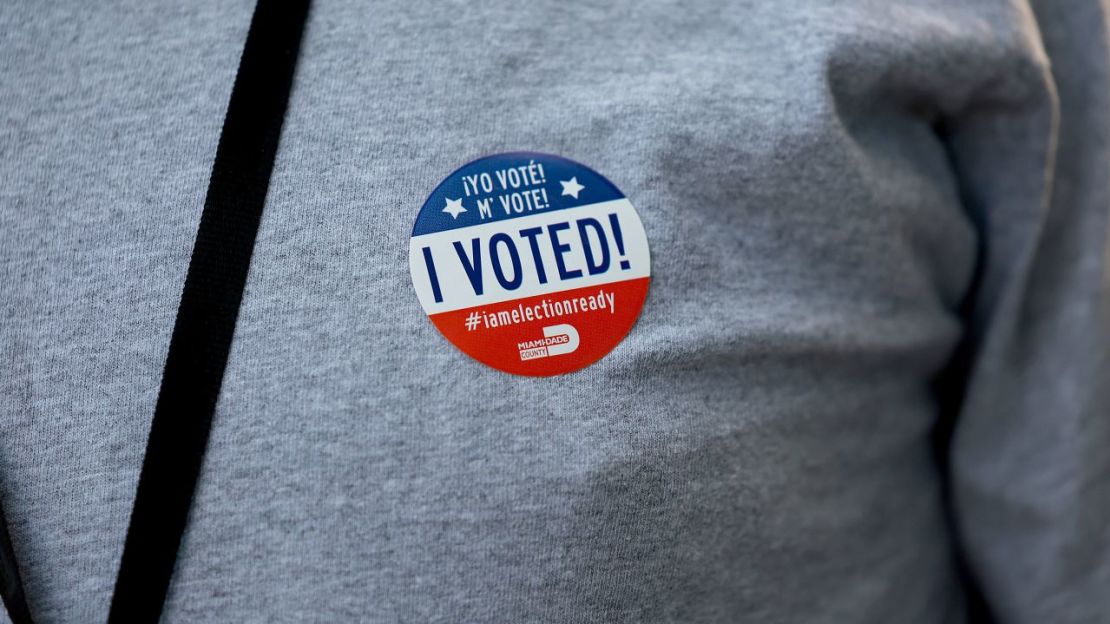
[442,197,467,219]
[560,177,585,199]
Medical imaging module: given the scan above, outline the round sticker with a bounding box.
[409,152,651,376]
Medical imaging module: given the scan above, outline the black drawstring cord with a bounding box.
[0,497,32,624]
[0,2,308,621]
[107,0,311,621]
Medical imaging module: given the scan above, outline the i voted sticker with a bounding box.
[409,152,651,376]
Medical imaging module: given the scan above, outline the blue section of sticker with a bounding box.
[412,152,626,237]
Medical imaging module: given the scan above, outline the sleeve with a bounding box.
[940,1,1110,621]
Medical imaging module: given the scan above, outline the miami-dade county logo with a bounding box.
[408,152,651,376]
[517,324,579,361]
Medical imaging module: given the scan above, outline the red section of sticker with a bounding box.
[429,277,650,377]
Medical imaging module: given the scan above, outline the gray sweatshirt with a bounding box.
[1,0,1108,622]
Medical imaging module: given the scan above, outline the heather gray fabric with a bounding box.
[1,0,1108,622]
